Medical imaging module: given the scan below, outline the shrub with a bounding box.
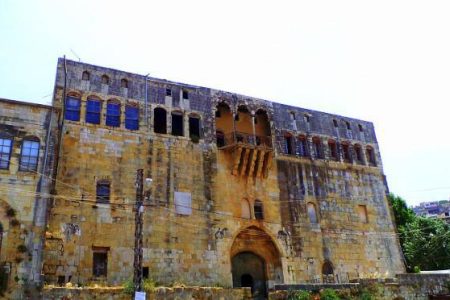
[123,278,157,295]
[287,289,311,300]
[122,279,134,295]
[320,288,341,300]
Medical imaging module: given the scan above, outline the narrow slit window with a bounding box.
[171,112,184,136]
[19,139,40,171]
[284,134,293,155]
[86,98,101,125]
[0,137,13,169]
[307,202,318,224]
[106,101,121,127]
[65,96,81,121]
[333,119,338,127]
[125,105,139,130]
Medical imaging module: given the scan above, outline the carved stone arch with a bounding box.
[66,91,81,98]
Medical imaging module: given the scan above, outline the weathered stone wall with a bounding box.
[270,274,450,300]
[40,58,405,296]
[0,98,56,296]
[43,286,251,300]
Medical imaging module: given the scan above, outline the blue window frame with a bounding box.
[0,137,13,169]
[125,105,139,130]
[96,181,110,203]
[19,139,40,171]
[65,96,80,121]
[106,101,121,127]
[86,99,101,124]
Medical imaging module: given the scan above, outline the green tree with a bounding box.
[388,193,450,271]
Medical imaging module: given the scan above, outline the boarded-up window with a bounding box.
[241,199,251,219]
[174,192,192,215]
[307,202,318,224]
[358,205,368,223]
[125,105,139,130]
[86,98,101,124]
[65,96,80,121]
[106,101,121,127]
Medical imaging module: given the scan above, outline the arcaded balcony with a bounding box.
[216,131,272,150]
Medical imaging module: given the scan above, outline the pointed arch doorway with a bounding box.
[230,226,283,299]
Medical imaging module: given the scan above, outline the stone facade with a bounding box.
[0,58,405,298]
[0,98,56,296]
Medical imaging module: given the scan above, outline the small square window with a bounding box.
[182,90,189,100]
[166,88,172,97]
[358,124,364,132]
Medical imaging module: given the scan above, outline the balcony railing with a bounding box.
[217,131,272,149]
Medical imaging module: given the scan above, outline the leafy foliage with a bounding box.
[388,193,450,271]
[287,289,311,300]
[320,288,341,300]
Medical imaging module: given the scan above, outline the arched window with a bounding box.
[354,144,364,164]
[65,94,81,121]
[121,78,129,88]
[341,142,352,163]
[284,133,294,155]
[189,114,201,141]
[215,102,233,141]
[19,137,40,171]
[328,139,338,161]
[241,199,251,219]
[96,180,110,203]
[296,135,308,157]
[86,97,102,125]
[366,146,377,166]
[101,75,110,85]
[125,104,139,130]
[0,134,13,170]
[106,100,121,127]
[312,136,324,159]
[82,71,90,81]
[254,200,264,220]
[154,107,167,134]
[322,261,334,283]
[171,111,184,136]
[307,202,318,224]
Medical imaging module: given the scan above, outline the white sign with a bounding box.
[174,191,192,215]
[135,291,146,300]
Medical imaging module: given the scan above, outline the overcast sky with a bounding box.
[1,0,449,206]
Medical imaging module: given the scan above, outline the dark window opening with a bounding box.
[254,200,264,220]
[328,140,338,161]
[216,131,225,148]
[143,267,149,279]
[86,99,101,124]
[121,78,128,88]
[82,71,90,81]
[154,108,167,134]
[296,136,308,157]
[234,113,239,121]
[106,101,121,127]
[125,105,139,130]
[284,135,293,155]
[57,276,65,286]
[0,137,13,169]
[333,119,338,127]
[366,147,377,166]
[312,137,323,159]
[342,143,352,162]
[345,121,351,130]
[182,90,189,99]
[189,116,200,140]
[290,112,296,120]
[65,96,81,121]
[241,274,254,293]
[166,88,172,97]
[215,110,221,118]
[19,139,40,171]
[358,124,364,132]
[354,144,364,164]
[96,181,110,203]
[171,113,184,136]
[101,75,110,85]
[93,251,107,277]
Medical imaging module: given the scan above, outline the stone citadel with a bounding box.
[0,58,405,297]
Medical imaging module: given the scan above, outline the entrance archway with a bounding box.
[230,226,283,299]
[232,252,266,298]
